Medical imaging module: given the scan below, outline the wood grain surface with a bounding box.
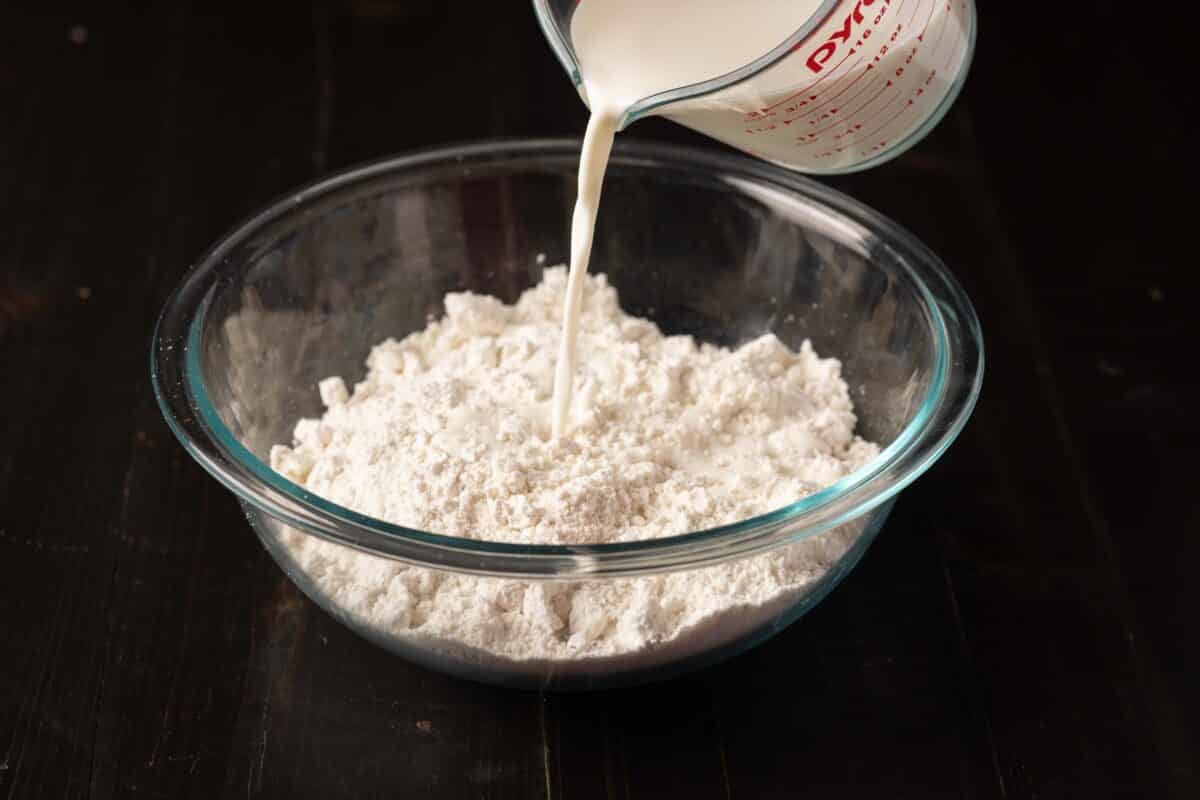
[0,1,1194,797]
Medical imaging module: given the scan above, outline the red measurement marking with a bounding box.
[812,68,886,129]
[757,49,854,115]
[934,2,967,73]
[858,0,946,133]
[759,0,903,116]
[919,0,936,39]
[907,0,924,28]
[802,0,901,102]
[780,58,866,123]
[831,123,864,142]
[780,0,910,122]
[855,30,926,131]
[797,77,893,144]
[857,96,915,145]
[852,78,913,136]
[844,62,916,140]
[853,2,965,152]
[803,0,893,75]
[882,0,906,26]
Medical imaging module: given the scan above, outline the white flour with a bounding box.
[270,268,879,669]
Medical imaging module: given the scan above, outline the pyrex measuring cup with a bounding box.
[534,0,976,173]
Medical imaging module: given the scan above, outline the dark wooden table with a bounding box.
[2,2,1195,797]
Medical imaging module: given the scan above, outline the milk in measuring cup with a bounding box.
[658,0,977,171]
[550,0,974,435]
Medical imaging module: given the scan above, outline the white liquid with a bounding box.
[550,109,618,439]
[551,0,824,438]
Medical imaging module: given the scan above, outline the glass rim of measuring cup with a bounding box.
[532,0,845,125]
[151,138,984,580]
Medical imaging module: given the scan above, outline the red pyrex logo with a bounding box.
[806,0,880,73]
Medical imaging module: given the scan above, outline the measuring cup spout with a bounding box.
[533,0,839,125]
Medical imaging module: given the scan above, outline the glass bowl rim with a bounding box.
[150,137,984,579]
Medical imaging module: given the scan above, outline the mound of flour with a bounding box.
[270,267,879,666]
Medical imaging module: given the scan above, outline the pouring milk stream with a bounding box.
[548,0,975,437]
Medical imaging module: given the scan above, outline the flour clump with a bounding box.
[269,267,880,669]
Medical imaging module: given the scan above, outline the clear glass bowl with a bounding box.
[151,139,983,690]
